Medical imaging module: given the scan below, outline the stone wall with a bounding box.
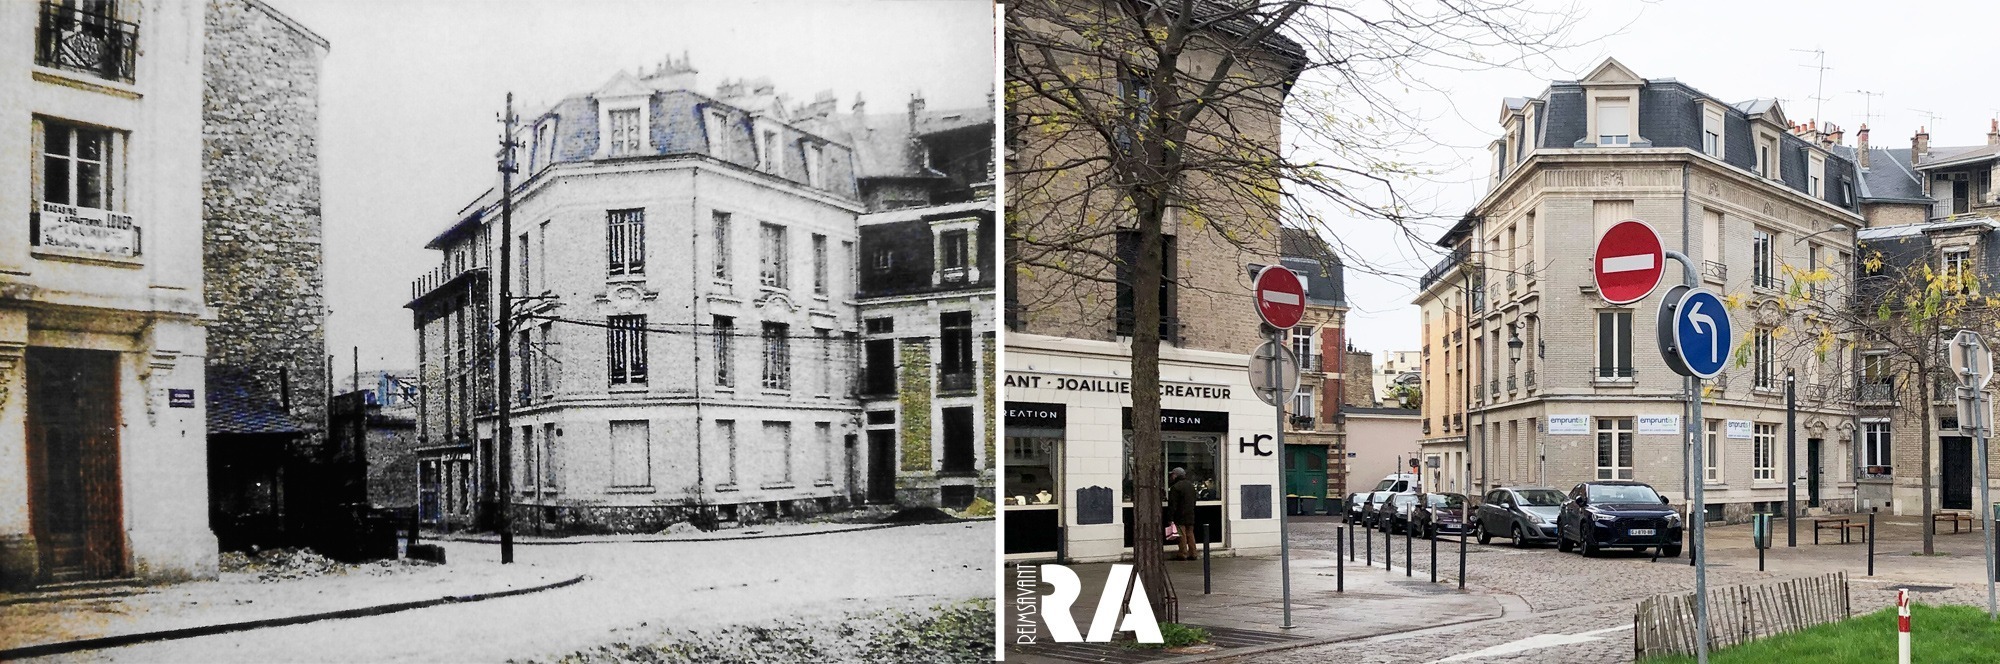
[202,0,329,433]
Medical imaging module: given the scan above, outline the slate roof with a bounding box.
[208,365,311,436]
[815,106,990,180]
[1830,146,1932,203]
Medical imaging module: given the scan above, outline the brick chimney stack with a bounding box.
[1988,119,1999,146]
[1856,124,1870,169]
[1913,127,1930,167]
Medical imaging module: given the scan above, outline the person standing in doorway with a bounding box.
[1168,467,1199,560]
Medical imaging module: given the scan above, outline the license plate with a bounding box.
[1630,528,1656,536]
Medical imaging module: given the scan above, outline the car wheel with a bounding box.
[1556,529,1573,552]
[1580,529,1600,557]
[1511,524,1528,549]
[1663,544,1682,557]
[1477,523,1492,545]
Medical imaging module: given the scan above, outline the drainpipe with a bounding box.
[691,167,707,523]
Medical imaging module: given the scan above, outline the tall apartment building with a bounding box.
[1278,229,1348,514]
[409,58,995,533]
[1839,123,2000,515]
[1413,59,1865,523]
[1002,7,1304,562]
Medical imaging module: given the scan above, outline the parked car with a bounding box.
[1475,486,1566,547]
[1357,473,1420,528]
[1411,492,1471,539]
[1555,481,1684,557]
[1379,493,1420,534]
[1345,492,1370,523]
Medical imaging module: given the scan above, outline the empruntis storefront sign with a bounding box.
[37,202,140,258]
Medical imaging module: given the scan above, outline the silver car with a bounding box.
[1474,486,1565,547]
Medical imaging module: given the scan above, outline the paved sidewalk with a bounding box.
[428,515,990,545]
[1006,536,1516,663]
[0,560,577,657]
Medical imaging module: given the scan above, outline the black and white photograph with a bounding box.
[1,1,997,661]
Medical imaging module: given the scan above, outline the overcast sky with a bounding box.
[1323,0,2000,363]
[262,0,995,377]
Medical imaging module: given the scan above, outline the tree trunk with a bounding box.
[1129,191,1169,618]
[1919,364,1936,555]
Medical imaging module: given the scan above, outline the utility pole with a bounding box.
[495,93,521,564]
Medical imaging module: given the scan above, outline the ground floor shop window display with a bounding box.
[1003,435,1061,555]
[1121,432,1222,547]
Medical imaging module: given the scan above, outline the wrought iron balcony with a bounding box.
[36,2,137,83]
[1422,419,1432,435]
[1594,366,1636,381]
[1289,415,1316,431]
[939,371,976,393]
[1856,381,1894,403]
[1752,271,1783,291]
[1506,375,1518,392]
[1489,379,1500,398]
[1473,384,1484,402]
[1703,260,1727,283]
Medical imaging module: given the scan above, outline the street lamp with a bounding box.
[1507,328,1524,364]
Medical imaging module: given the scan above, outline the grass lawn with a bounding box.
[1644,603,2000,664]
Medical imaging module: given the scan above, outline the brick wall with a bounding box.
[202,0,329,432]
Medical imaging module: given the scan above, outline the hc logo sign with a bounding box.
[1020,564,1163,644]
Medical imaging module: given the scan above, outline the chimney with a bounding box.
[852,92,866,117]
[908,91,926,133]
[1856,124,1870,169]
[1989,119,1999,146]
[1823,121,1842,148]
[1913,126,1930,167]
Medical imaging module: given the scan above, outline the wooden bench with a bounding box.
[1934,511,1977,534]
[1811,517,1850,545]
[1841,522,1868,543]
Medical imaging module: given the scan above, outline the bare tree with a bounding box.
[1006,0,1581,618]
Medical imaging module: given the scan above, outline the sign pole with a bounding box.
[1951,330,1996,620]
[1273,326,1293,630]
[1663,249,1710,664]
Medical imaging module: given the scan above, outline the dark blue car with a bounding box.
[1555,481,1683,557]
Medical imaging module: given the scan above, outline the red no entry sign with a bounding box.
[1254,265,1306,330]
[1594,220,1665,305]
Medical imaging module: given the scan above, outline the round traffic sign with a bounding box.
[1594,220,1665,305]
[1253,265,1306,330]
[1668,288,1733,379]
[1249,340,1301,407]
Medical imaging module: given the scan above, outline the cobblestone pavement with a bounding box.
[1233,517,2000,663]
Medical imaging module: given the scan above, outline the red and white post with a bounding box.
[1898,588,1912,664]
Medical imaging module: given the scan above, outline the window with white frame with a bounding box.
[712,211,732,281]
[607,108,643,157]
[717,419,738,486]
[1808,153,1825,197]
[940,229,969,282]
[1290,388,1315,419]
[1945,248,1971,287]
[606,209,645,276]
[812,234,828,295]
[1864,421,1892,473]
[762,322,791,391]
[1704,419,1722,482]
[1757,133,1779,178]
[704,108,729,154]
[41,119,116,211]
[1596,417,1633,479]
[766,420,793,484]
[1595,98,1630,145]
[759,129,780,173]
[608,315,648,385]
[1752,423,1777,481]
[1754,327,1774,389]
[1291,328,1314,371]
[803,141,824,188]
[1753,228,1777,289]
[609,420,651,488]
[1701,104,1724,157]
[1596,310,1633,378]
[759,223,788,288]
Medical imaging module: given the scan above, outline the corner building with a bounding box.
[1415,58,1865,523]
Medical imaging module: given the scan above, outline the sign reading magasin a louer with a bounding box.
[39,201,140,258]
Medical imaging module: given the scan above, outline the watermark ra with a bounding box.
[1012,564,1163,645]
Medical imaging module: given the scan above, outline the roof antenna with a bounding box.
[1852,89,1883,128]
[1791,47,1831,126]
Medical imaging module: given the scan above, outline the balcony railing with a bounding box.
[1524,369,1537,388]
[1453,413,1463,430]
[940,371,976,393]
[1703,260,1727,283]
[1289,415,1316,431]
[1594,366,1636,381]
[1753,271,1783,291]
[1422,420,1432,435]
[1936,380,1957,403]
[1489,379,1500,398]
[1299,353,1321,373]
[1857,381,1894,403]
[1506,375,1518,392]
[36,2,138,83]
[1473,385,1484,402]
[1114,309,1183,345]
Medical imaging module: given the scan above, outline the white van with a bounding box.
[1355,473,1422,527]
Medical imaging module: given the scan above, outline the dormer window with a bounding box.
[1755,132,1780,179]
[1595,98,1630,146]
[759,129,780,173]
[1807,153,1825,197]
[1701,103,1724,157]
[940,230,969,283]
[802,141,824,188]
[607,109,642,156]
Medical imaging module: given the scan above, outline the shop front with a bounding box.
[1002,335,1284,563]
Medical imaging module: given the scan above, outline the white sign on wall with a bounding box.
[1637,415,1681,435]
[38,201,140,258]
[1547,415,1589,435]
[1726,420,1753,440]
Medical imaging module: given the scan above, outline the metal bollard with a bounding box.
[1405,520,1413,577]
[1057,525,1067,565]
[1202,523,1212,595]
[1336,525,1345,592]
[1348,520,1356,562]
[1429,526,1438,583]
[1367,521,1374,566]
[1385,521,1393,571]
[1869,510,1876,577]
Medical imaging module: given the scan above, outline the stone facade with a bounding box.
[1414,59,1866,523]
[202,0,328,433]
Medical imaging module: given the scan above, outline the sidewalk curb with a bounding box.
[0,574,588,660]
[430,516,991,546]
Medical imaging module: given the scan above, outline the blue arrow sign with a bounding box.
[1670,289,1733,379]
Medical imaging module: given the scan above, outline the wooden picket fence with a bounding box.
[1634,572,1851,659]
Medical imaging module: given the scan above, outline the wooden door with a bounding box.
[867,430,896,504]
[26,348,124,582]
[1944,436,1974,511]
